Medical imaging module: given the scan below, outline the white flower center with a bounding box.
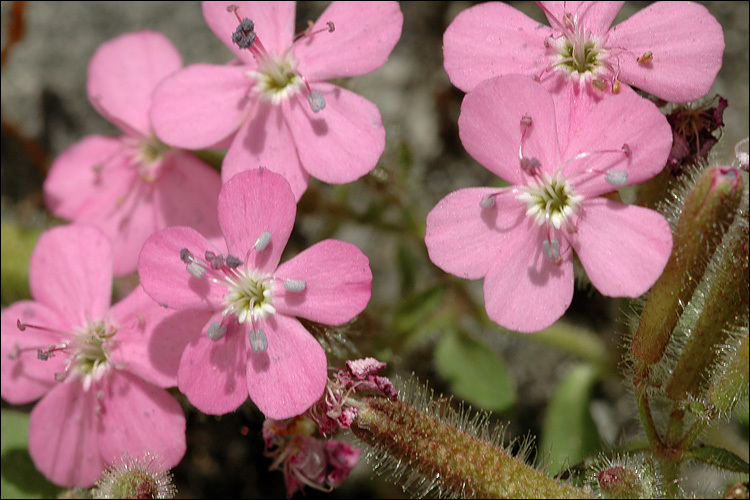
[517,172,583,231]
[222,268,276,324]
[67,319,116,390]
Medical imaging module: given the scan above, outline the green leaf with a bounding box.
[392,285,445,335]
[688,444,750,473]
[541,363,602,475]
[434,330,516,412]
[1,409,61,499]
[1,222,41,306]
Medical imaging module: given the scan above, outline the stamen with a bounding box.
[480,193,496,209]
[206,322,227,341]
[592,79,607,91]
[283,279,306,292]
[254,231,272,251]
[518,115,540,174]
[205,251,225,270]
[521,157,541,175]
[622,143,632,158]
[307,90,326,112]
[605,169,628,186]
[226,255,243,268]
[637,51,653,64]
[249,329,268,353]
[232,18,256,49]
[542,238,562,265]
[180,248,194,264]
[186,261,208,279]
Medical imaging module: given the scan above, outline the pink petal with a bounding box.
[283,82,385,184]
[443,2,552,92]
[561,86,672,197]
[459,76,562,184]
[274,239,372,325]
[570,198,672,297]
[425,187,529,280]
[218,168,296,273]
[177,314,249,415]
[246,314,327,419]
[97,371,186,469]
[138,226,227,311]
[202,1,295,64]
[294,1,403,81]
[30,225,112,327]
[539,2,624,35]
[29,383,103,487]
[150,64,254,149]
[608,1,724,102]
[108,286,211,388]
[154,151,222,240]
[87,31,182,136]
[44,135,134,222]
[222,102,310,200]
[1,301,67,404]
[483,220,574,333]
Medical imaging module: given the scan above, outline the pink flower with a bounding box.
[443,1,724,102]
[137,168,373,419]
[43,31,222,276]
[263,415,361,498]
[0,225,205,487]
[150,1,403,200]
[425,75,674,333]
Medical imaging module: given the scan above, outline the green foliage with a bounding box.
[0,222,40,306]
[541,363,602,475]
[434,329,516,412]
[1,409,60,499]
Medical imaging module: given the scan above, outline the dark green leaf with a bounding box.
[541,363,602,475]
[688,444,750,473]
[434,330,516,411]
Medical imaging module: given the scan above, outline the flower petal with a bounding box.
[274,239,372,325]
[1,301,67,404]
[246,314,327,419]
[283,83,385,184]
[28,383,103,487]
[202,1,295,64]
[425,187,529,280]
[30,225,113,327]
[222,102,310,200]
[483,220,574,333]
[459,75,562,184]
[295,1,403,81]
[561,86,672,197]
[571,198,672,297]
[109,286,211,388]
[138,226,227,311]
[155,151,223,240]
[218,168,296,273]
[539,1,624,35]
[443,2,552,92]
[177,314,249,415]
[87,31,182,136]
[608,1,724,103]
[150,64,253,149]
[97,371,186,469]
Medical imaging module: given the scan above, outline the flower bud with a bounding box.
[631,167,743,367]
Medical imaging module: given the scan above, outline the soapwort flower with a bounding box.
[443,1,724,104]
[43,31,222,276]
[425,76,674,332]
[138,169,373,418]
[150,1,403,199]
[0,225,199,487]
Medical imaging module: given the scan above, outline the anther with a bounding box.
[249,329,268,353]
[480,193,497,209]
[205,251,225,270]
[206,322,227,341]
[186,261,207,279]
[180,248,193,264]
[622,143,632,158]
[307,90,326,112]
[232,18,257,49]
[226,255,243,268]
[637,51,653,64]
[283,279,307,292]
[8,343,20,359]
[542,238,562,265]
[254,231,272,251]
[592,79,606,91]
[521,157,541,175]
[16,319,26,331]
[37,350,50,361]
[605,169,628,186]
